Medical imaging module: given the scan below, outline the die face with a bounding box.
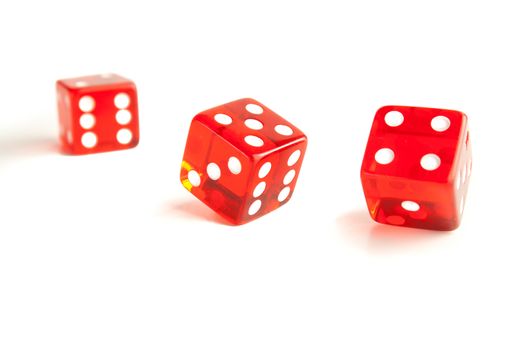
[194,98,307,157]
[56,74,139,155]
[180,98,307,225]
[361,106,470,231]
[362,106,467,182]
[243,142,307,223]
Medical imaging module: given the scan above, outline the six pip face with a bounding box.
[56,74,140,155]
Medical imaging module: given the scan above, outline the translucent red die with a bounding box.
[361,106,472,231]
[180,98,307,225]
[56,74,139,155]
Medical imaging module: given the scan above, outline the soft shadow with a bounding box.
[166,200,233,226]
[0,134,58,168]
[337,209,449,253]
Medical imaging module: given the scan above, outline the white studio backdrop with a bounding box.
[1,1,524,349]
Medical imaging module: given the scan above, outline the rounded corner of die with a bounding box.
[127,83,139,95]
[364,209,381,225]
[191,112,208,125]
[375,105,395,116]
[56,80,71,93]
[240,97,259,104]
[450,223,461,232]
[128,137,140,150]
[231,217,250,226]
[57,143,74,156]
[370,215,383,226]
[441,220,461,232]
[294,133,308,148]
[460,111,469,124]
[372,105,396,125]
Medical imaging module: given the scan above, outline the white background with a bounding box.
[1,1,524,349]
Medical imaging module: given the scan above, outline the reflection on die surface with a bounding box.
[180,98,307,225]
[361,106,472,231]
[56,74,139,155]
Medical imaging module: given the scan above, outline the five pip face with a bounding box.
[55,74,471,229]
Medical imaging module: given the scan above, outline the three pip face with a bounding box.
[55,73,472,230]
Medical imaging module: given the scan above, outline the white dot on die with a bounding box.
[81,132,97,148]
[283,169,296,185]
[244,118,263,130]
[116,110,132,125]
[375,148,395,165]
[253,182,266,198]
[228,157,242,174]
[278,187,291,202]
[79,113,95,129]
[274,124,294,136]
[207,163,221,180]
[78,96,95,112]
[74,81,88,87]
[188,170,201,187]
[385,111,404,127]
[287,150,301,166]
[244,135,264,147]
[248,200,262,216]
[114,93,131,109]
[401,201,420,212]
[420,154,441,171]
[214,113,232,125]
[258,162,272,178]
[246,103,263,115]
[116,128,133,144]
[431,116,451,132]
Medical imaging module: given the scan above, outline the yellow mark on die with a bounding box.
[181,160,196,191]
[369,199,380,216]
[181,160,192,171]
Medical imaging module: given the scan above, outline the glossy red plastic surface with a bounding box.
[361,106,472,231]
[56,74,139,155]
[181,98,307,225]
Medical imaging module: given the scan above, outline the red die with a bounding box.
[56,74,139,154]
[180,98,307,225]
[361,106,472,231]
